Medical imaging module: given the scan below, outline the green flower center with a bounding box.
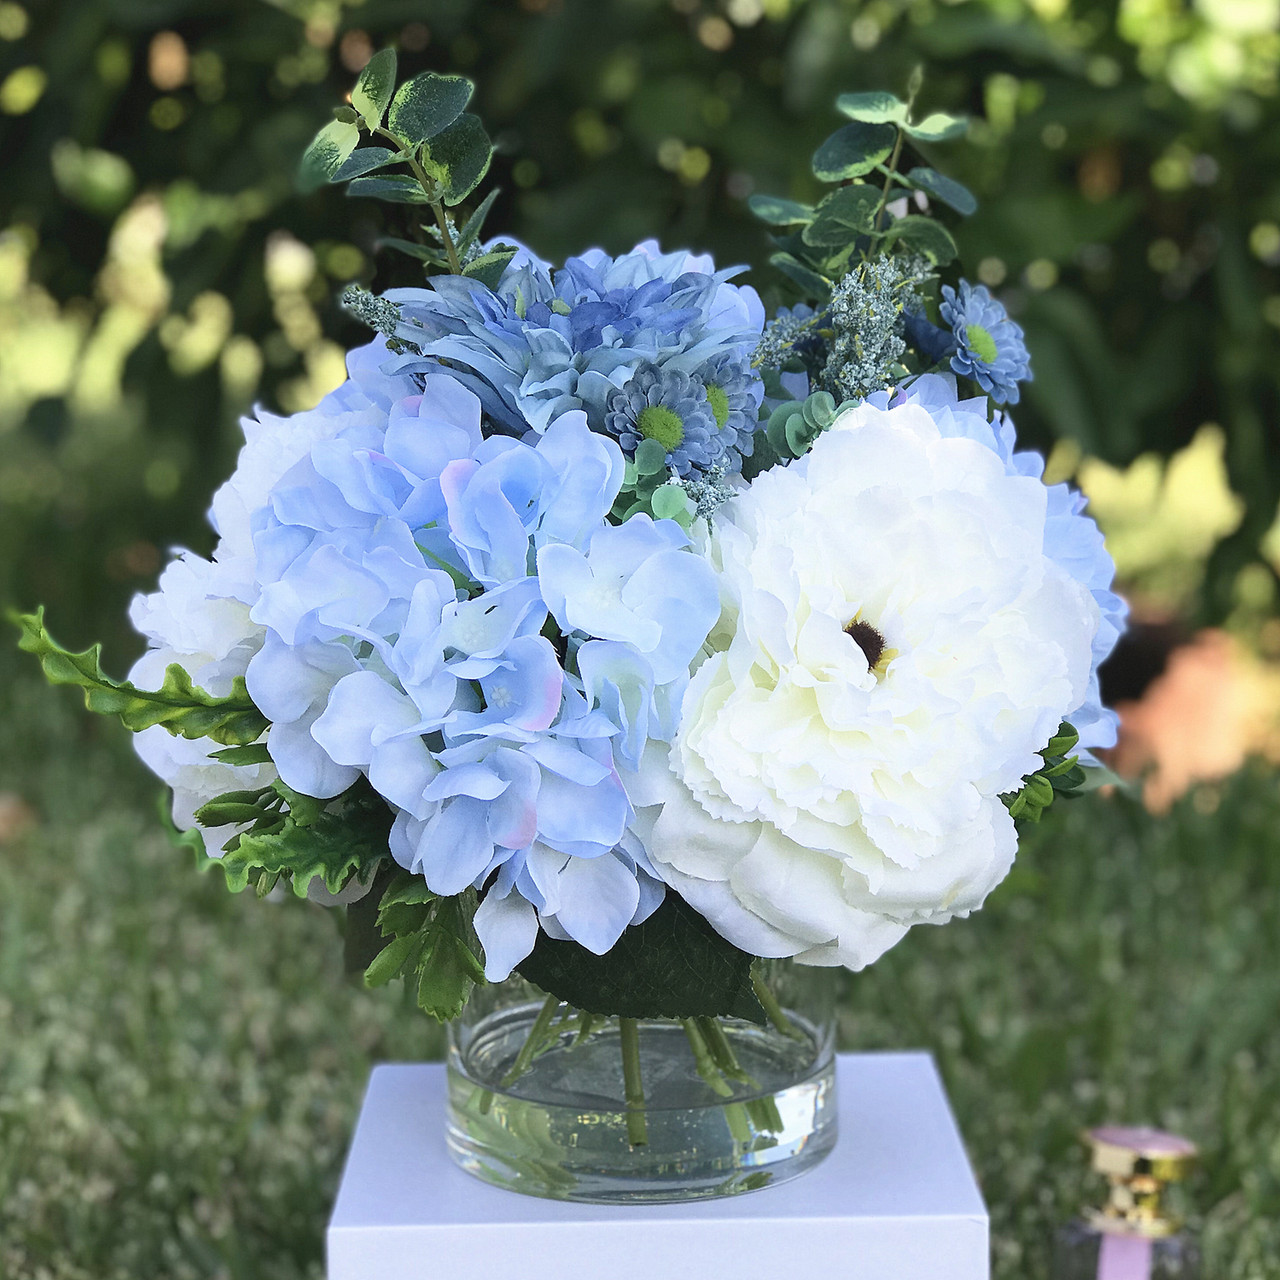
[636,404,685,452]
[965,323,999,365]
[705,383,730,430]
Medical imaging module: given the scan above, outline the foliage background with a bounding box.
[3,0,1280,1276]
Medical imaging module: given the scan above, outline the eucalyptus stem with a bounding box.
[682,1019,734,1098]
[375,125,464,275]
[752,969,804,1042]
[618,1017,649,1147]
[875,128,906,232]
[501,993,561,1087]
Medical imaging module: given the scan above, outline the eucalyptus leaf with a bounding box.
[377,235,448,265]
[427,112,493,205]
[904,112,968,143]
[331,146,400,182]
[769,251,832,300]
[836,90,908,124]
[298,119,360,192]
[516,892,766,1023]
[905,166,978,216]
[455,187,502,253]
[345,174,432,204]
[815,183,882,231]
[811,121,897,182]
[388,71,473,146]
[880,214,959,265]
[462,246,518,290]
[352,48,396,132]
[746,193,814,226]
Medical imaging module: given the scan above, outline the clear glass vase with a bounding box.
[445,960,838,1204]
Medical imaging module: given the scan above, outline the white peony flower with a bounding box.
[633,397,1100,969]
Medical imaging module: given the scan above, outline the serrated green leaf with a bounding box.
[12,608,268,745]
[879,214,958,265]
[516,892,766,1023]
[352,48,396,132]
[299,119,360,192]
[415,896,486,1021]
[462,246,517,290]
[428,112,493,206]
[746,193,814,226]
[388,70,472,146]
[769,252,832,300]
[905,166,978,216]
[195,800,271,827]
[904,112,968,143]
[836,90,908,124]
[345,174,432,204]
[812,121,897,182]
[332,146,400,181]
[364,932,421,987]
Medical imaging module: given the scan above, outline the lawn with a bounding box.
[2,651,1278,1279]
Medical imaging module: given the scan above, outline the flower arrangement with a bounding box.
[15,56,1124,1136]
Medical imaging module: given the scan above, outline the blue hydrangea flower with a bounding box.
[604,364,721,477]
[939,281,1032,405]
[237,362,720,979]
[382,240,766,475]
[868,373,1126,753]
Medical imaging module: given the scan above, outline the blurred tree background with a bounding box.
[2,0,1280,672]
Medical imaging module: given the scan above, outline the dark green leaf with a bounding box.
[332,146,400,181]
[343,863,399,976]
[365,933,421,987]
[769,252,832,300]
[815,183,882,231]
[879,214,959,265]
[352,48,396,132]
[811,121,897,182]
[299,119,360,192]
[516,892,766,1023]
[377,235,448,265]
[12,608,267,745]
[209,743,273,766]
[345,174,432,204]
[427,113,494,206]
[461,246,518,290]
[836,90,908,124]
[905,166,978,216]
[388,71,473,145]
[455,187,502,253]
[746,193,814,226]
[333,106,360,125]
[904,112,968,143]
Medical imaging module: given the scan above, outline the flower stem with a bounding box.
[752,969,804,1042]
[682,1019,734,1097]
[697,1016,756,1088]
[618,1017,649,1147]
[375,125,464,275]
[501,992,561,1087]
[430,198,464,276]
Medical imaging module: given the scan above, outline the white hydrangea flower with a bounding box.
[633,397,1100,969]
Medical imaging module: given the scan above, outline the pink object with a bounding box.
[1089,1126,1197,1159]
[1098,1233,1153,1280]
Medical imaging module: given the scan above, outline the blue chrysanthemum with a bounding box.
[939,281,1032,405]
[695,353,759,467]
[604,364,723,478]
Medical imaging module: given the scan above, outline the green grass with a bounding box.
[2,655,1279,1278]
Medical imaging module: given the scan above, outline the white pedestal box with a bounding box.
[327,1051,989,1280]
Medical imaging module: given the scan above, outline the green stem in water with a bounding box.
[501,993,561,1087]
[618,1017,648,1147]
[682,1020,734,1098]
[573,1009,596,1047]
[752,968,804,1042]
[697,1017,757,1089]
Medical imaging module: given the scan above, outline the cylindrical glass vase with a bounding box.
[445,960,838,1204]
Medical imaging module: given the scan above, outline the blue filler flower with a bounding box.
[939,281,1032,405]
[696,353,758,464]
[604,364,722,478]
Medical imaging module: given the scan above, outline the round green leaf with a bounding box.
[836,90,908,124]
[904,112,968,143]
[388,71,473,146]
[332,146,399,182]
[428,112,494,206]
[747,193,814,226]
[815,183,881,231]
[345,174,432,204]
[811,121,897,182]
[905,166,978,216]
[880,214,958,265]
[352,48,397,132]
[298,119,360,192]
